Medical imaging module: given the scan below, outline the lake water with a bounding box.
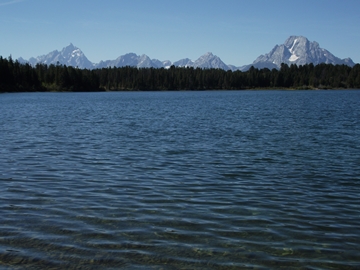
[1,90,360,269]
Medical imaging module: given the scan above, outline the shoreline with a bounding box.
[1,87,359,94]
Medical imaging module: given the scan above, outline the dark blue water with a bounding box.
[1,90,359,269]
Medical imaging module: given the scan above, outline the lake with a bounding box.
[1,90,359,269]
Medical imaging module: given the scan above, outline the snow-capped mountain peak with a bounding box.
[241,36,355,71]
[61,43,76,54]
[24,43,94,69]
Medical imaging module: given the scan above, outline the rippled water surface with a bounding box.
[1,90,360,269]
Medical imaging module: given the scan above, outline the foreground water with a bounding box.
[0,90,359,269]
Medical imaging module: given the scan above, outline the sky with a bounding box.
[1,0,360,66]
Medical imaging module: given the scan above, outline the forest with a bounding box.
[1,55,360,92]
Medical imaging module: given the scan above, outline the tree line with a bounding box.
[0,56,99,92]
[1,55,360,92]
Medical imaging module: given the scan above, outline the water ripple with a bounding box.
[1,90,360,269]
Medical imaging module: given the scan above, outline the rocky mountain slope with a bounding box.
[240,36,355,71]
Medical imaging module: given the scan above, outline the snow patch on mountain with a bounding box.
[289,38,297,53]
[288,38,300,61]
[289,54,299,62]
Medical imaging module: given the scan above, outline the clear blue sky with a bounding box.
[1,0,360,66]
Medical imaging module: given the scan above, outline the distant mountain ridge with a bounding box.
[18,36,356,70]
[240,36,355,71]
[22,43,94,69]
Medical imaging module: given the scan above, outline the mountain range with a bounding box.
[18,36,356,71]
